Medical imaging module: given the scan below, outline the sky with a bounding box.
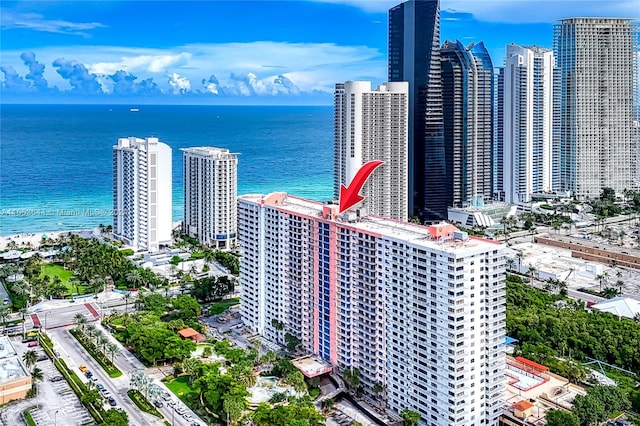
[1,0,638,105]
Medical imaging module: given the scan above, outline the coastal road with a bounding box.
[48,326,163,426]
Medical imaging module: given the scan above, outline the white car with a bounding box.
[183,413,193,421]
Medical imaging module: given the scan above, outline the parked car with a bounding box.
[36,355,48,361]
[85,371,93,378]
[154,400,164,408]
[96,384,104,390]
[79,365,88,372]
[183,413,193,421]
[49,376,64,382]
[27,342,38,347]
[108,397,116,406]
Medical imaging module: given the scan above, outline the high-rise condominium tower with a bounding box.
[389,0,445,220]
[501,44,558,205]
[182,147,238,249]
[554,18,639,197]
[334,81,409,221]
[113,137,172,252]
[441,40,494,208]
[238,193,506,426]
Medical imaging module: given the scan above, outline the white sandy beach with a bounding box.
[0,229,98,251]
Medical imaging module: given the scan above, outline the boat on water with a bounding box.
[130,108,139,112]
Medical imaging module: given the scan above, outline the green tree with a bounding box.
[171,294,202,318]
[545,409,579,426]
[284,332,301,352]
[100,408,128,426]
[285,370,307,393]
[30,366,44,384]
[22,349,38,369]
[0,306,9,336]
[202,346,213,359]
[342,366,360,394]
[223,395,246,425]
[400,409,421,426]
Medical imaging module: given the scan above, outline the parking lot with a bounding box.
[10,338,93,426]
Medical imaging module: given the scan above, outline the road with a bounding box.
[48,326,163,426]
[40,302,204,426]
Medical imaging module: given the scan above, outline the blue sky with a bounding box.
[1,0,638,104]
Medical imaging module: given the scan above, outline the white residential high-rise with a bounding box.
[502,44,557,205]
[334,81,409,221]
[238,193,507,426]
[554,18,639,197]
[182,147,238,249]
[113,137,172,252]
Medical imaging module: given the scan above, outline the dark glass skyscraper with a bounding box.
[388,0,445,220]
[441,40,494,209]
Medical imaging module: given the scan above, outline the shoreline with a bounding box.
[0,228,99,251]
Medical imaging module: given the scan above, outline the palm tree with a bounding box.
[126,270,143,289]
[595,274,608,292]
[527,266,538,286]
[515,252,524,273]
[23,349,38,369]
[123,292,131,315]
[106,342,121,363]
[73,312,87,331]
[97,334,109,353]
[602,287,619,299]
[615,280,625,295]
[0,306,8,336]
[505,258,515,272]
[85,324,97,343]
[88,276,106,297]
[31,366,44,384]
[68,276,82,296]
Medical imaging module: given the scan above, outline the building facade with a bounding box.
[502,44,558,205]
[113,136,172,252]
[334,81,409,221]
[441,40,494,208]
[182,147,238,249]
[554,18,639,197]
[389,0,446,220]
[238,193,507,426]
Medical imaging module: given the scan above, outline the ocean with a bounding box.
[0,104,334,235]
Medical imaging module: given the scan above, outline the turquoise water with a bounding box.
[0,104,334,235]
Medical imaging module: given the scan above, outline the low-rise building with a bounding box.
[0,336,32,404]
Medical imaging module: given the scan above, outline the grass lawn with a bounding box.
[209,297,240,315]
[166,376,195,403]
[40,263,73,283]
[40,263,91,295]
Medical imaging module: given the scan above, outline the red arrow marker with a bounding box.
[339,160,384,214]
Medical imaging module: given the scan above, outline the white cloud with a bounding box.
[307,0,640,24]
[0,41,386,96]
[168,73,191,94]
[444,0,640,23]
[0,9,106,36]
[89,53,192,74]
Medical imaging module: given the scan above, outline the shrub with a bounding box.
[127,389,162,418]
[120,249,134,256]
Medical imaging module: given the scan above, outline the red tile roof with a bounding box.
[513,401,534,411]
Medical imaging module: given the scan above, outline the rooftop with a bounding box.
[240,193,504,254]
[181,147,239,157]
[0,336,30,384]
[291,356,333,378]
[592,297,640,319]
